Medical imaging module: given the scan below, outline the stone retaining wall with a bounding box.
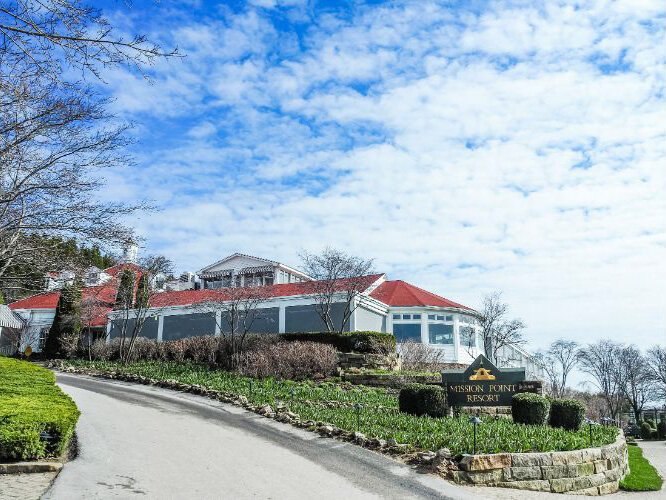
[450,432,627,495]
[342,372,441,389]
[337,353,400,371]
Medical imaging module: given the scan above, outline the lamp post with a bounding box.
[469,416,481,454]
[354,403,363,431]
[584,418,595,446]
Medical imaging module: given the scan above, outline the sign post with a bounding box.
[442,354,541,407]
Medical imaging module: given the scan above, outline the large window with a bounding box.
[428,323,453,344]
[459,326,476,348]
[393,323,421,343]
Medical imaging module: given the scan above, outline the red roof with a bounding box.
[370,280,474,310]
[149,274,385,308]
[9,292,60,310]
[103,262,144,277]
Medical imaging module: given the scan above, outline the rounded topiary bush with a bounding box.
[549,398,586,431]
[640,421,653,440]
[657,420,666,439]
[398,383,447,418]
[511,392,550,425]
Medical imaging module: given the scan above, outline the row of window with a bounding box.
[393,323,478,347]
[392,313,476,323]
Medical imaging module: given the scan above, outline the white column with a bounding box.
[420,311,428,344]
[157,315,164,342]
[105,320,112,343]
[278,305,286,333]
[214,311,222,337]
[453,314,460,362]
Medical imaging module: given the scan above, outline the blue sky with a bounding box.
[95,0,665,356]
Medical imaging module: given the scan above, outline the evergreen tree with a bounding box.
[114,269,135,309]
[0,290,4,304]
[43,280,83,358]
[134,273,150,309]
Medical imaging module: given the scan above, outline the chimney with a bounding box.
[122,242,139,264]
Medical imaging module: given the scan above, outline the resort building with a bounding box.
[3,252,542,375]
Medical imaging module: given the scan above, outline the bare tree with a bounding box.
[196,286,268,370]
[0,1,178,296]
[112,255,172,364]
[615,345,657,422]
[399,342,449,372]
[80,289,110,361]
[578,340,624,420]
[300,248,374,333]
[535,339,579,398]
[476,292,526,366]
[645,345,666,401]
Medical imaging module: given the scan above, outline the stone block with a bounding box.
[603,468,621,482]
[600,443,620,460]
[459,453,511,471]
[581,448,602,462]
[507,466,543,481]
[550,477,575,493]
[511,452,553,467]
[449,471,469,483]
[552,450,584,466]
[593,460,607,473]
[496,480,551,492]
[575,463,595,476]
[570,476,594,490]
[598,481,619,495]
[541,465,572,480]
[569,486,600,496]
[464,469,505,484]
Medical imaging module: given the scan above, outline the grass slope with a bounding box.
[620,444,664,492]
[0,357,80,460]
[64,359,618,455]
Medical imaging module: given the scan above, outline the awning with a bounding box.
[0,305,24,329]
[200,269,234,279]
[239,266,274,274]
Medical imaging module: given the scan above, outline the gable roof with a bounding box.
[147,273,385,308]
[198,252,277,273]
[369,280,475,311]
[9,292,60,310]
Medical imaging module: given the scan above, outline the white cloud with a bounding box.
[102,0,666,357]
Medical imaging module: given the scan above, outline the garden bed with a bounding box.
[52,359,617,456]
[0,357,79,461]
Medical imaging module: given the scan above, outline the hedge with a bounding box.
[398,383,447,418]
[640,422,654,440]
[549,398,586,431]
[512,392,550,426]
[0,357,80,460]
[280,331,396,354]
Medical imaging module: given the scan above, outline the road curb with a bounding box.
[0,461,62,474]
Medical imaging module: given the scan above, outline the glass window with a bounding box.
[412,314,421,320]
[393,314,401,320]
[460,326,476,348]
[436,315,445,321]
[393,323,421,343]
[402,314,411,320]
[428,323,453,344]
[446,315,453,321]
[428,314,436,320]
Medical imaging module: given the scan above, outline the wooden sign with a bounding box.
[442,354,540,406]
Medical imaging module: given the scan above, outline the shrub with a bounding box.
[398,383,447,418]
[399,342,449,372]
[657,420,666,440]
[280,331,396,354]
[239,341,337,380]
[0,357,80,460]
[640,422,653,440]
[89,339,113,361]
[512,393,550,425]
[549,398,586,431]
[645,418,656,429]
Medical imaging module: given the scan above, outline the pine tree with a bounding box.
[43,280,83,358]
[114,269,135,309]
[0,290,4,305]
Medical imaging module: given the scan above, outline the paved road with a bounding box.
[46,373,479,500]
[638,440,666,482]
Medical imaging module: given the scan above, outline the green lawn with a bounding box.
[62,359,618,455]
[0,357,80,460]
[619,444,664,492]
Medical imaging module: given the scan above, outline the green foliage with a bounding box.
[644,418,656,429]
[0,357,80,460]
[114,269,135,309]
[620,444,663,491]
[280,331,396,354]
[134,273,149,309]
[640,422,654,440]
[0,290,4,305]
[549,398,586,431]
[512,392,550,426]
[42,280,83,358]
[398,384,447,417]
[657,420,666,439]
[61,359,618,455]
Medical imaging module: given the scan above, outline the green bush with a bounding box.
[512,393,550,425]
[0,357,80,460]
[657,420,666,439]
[640,422,653,440]
[549,398,586,431]
[280,331,396,354]
[645,418,656,429]
[398,383,447,417]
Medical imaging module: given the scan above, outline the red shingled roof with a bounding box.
[9,292,60,310]
[149,274,385,308]
[370,280,474,310]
